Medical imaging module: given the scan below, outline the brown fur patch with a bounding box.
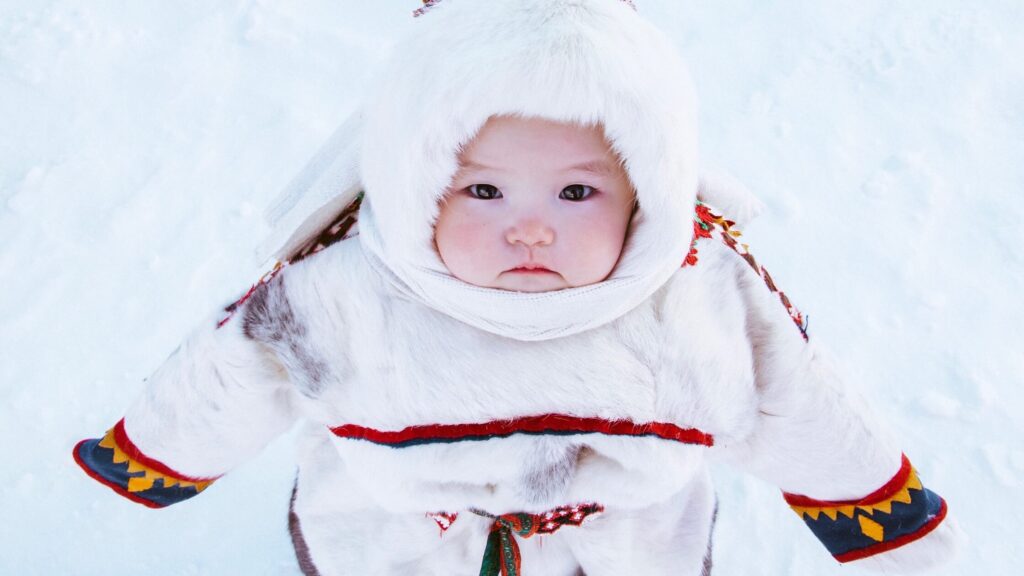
[242,275,330,397]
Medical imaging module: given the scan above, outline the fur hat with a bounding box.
[263,0,713,340]
[361,0,699,278]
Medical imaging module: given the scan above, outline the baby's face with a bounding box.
[435,116,635,293]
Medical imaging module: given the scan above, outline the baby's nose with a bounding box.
[505,218,554,247]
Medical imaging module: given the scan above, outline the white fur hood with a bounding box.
[256,0,776,341]
[352,0,702,340]
[361,0,699,269]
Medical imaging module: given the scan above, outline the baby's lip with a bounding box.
[507,263,555,273]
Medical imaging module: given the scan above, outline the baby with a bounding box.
[74,1,961,574]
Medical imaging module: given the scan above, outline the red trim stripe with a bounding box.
[783,454,911,507]
[834,497,948,563]
[113,419,220,483]
[331,414,714,447]
[72,439,165,509]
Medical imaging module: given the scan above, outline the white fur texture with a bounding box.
[108,0,960,571]
[118,233,959,574]
[123,311,296,478]
[351,0,700,341]
[361,0,699,271]
[854,517,966,573]
[697,169,765,227]
[259,109,364,264]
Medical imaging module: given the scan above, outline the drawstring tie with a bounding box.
[470,503,604,576]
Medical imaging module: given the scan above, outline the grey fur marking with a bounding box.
[288,480,322,576]
[242,275,329,397]
[702,497,718,576]
[516,442,580,505]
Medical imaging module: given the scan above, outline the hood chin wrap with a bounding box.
[358,0,699,341]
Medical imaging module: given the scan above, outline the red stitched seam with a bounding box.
[330,414,714,447]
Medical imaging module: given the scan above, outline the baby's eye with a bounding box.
[467,184,502,200]
[559,184,595,201]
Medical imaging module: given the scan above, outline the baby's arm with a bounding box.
[710,233,962,572]
[73,268,300,508]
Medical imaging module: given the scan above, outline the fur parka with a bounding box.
[74,214,960,574]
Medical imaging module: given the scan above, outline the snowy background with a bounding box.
[1,0,1020,574]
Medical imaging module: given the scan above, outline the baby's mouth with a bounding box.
[507,264,556,274]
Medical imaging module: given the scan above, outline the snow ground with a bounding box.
[1,1,1021,574]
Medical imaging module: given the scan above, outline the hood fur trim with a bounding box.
[361,0,699,283]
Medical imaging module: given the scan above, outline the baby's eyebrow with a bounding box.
[457,159,618,175]
[458,160,494,172]
[565,160,618,176]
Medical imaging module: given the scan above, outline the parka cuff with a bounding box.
[73,418,219,508]
[783,454,948,563]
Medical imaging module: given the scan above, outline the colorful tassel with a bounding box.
[472,504,603,576]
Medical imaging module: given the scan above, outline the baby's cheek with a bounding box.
[572,212,629,283]
[435,212,501,284]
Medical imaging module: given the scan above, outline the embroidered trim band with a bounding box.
[783,454,948,562]
[288,192,363,264]
[73,419,218,508]
[331,414,714,448]
[218,261,286,329]
[427,511,459,535]
[218,194,363,330]
[686,201,809,341]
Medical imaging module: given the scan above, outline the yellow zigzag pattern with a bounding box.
[789,468,923,526]
[98,429,214,494]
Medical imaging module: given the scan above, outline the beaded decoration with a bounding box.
[426,504,605,574]
[216,193,363,330]
[217,261,285,329]
[427,511,459,535]
[287,192,363,264]
[412,0,442,17]
[414,0,637,18]
[471,503,604,576]
[687,201,809,341]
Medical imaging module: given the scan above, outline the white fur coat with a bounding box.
[109,220,959,575]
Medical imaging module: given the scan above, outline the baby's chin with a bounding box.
[489,270,571,293]
[447,268,614,293]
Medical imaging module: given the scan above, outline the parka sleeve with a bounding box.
[73,267,299,509]
[710,231,962,572]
